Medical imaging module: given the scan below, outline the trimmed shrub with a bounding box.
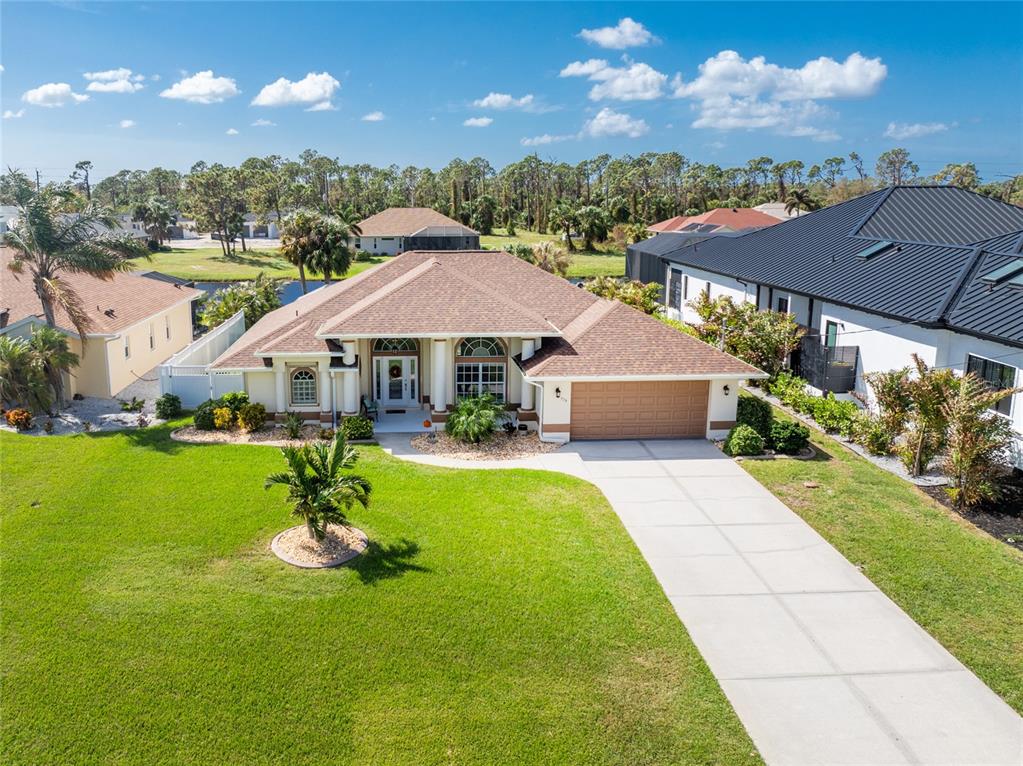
[218,391,249,414]
[851,413,897,456]
[447,393,506,444]
[771,420,810,454]
[340,415,374,440]
[736,394,773,440]
[723,424,765,456]
[213,406,234,430]
[193,399,217,430]
[317,427,335,441]
[283,412,304,439]
[5,408,32,431]
[811,393,859,433]
[155,393,183,420]
[237,402,267,433]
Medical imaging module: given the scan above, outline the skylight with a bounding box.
[979,257,1023,285]
[854,240,895,260]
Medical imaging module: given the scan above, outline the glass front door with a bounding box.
[374,356,418,406]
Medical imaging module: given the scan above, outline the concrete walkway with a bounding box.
[378,434,1023,766]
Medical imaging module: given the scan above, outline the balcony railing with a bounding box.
[792,336,859,393]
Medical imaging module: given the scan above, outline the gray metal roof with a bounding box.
[640,186,1023,347]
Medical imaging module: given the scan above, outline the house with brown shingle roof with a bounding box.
[0,247,203,399]
[208,249,763,442]
[355,208,479,255]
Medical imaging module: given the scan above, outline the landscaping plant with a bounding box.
[941,373,1021,509]
[236,402,267,433]
[154,393,183,420]
[736,393,773,440]
[770,420,811,454]
[283,412,304,439]
[119,397,144,413]
[811,393,859,433]
[900,355,958,476]
[0,335,50,413]
[264,431,372,541]
[317,427,335,441]
[585,277,664,315]
[218,391,250,414]
[193,400,217,430]
[198,273,282,330]
[4,408,33,431]
[723,424,765,456]
[339,415,374,441]
[446,393,507,444]
[213,407,234,430]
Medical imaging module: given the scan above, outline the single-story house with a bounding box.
[206,249,762,441]
[0,247,204,398]
[354,208,480,255]
[241,213,280,240]
[753,202,801,221]
[628,185,1023,466]
[648,207,781,234]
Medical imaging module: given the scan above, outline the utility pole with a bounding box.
[35,169,40,192]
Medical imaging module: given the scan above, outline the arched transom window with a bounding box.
[373,337,418,353]
[290,368,317,405]
[458,337,504,358]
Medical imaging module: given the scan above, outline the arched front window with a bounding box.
[290,368,317,405]
[455,337,506,401]
[373,338,418,353]
[458,337,504,357]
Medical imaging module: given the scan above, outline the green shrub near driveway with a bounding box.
[810,393,859,433]
[723,424,765,456]
[340,415,374,440]
[770,420,810,454]
[446,393,507,443]
[736,394,773,440]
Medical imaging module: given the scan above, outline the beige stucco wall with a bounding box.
[107,300,195,397]
[244,371,276,410]
[70,336,113,398]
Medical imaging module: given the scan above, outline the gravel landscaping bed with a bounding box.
[271,523,368,568]
[411,431,561,460]
[173,424,331,447]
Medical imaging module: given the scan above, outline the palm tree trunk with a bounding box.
[298,261,308,294]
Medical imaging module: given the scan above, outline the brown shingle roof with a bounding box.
[356,207,477,237]
[0,247,202,335]
[211,249,762,379]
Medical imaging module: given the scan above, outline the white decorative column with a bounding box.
[274,366,286,417]
[341,341,359,415]
[520,338,536,411]
[432,338,449,413]
[317,359,331,422]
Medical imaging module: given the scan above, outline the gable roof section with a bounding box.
[0,247,202,336]
[649,207,780,234]
[642,187,1023,346]
[357,207,477,237]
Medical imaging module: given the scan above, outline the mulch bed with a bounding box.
[173,425,333,447]
[271,524,368,568]
[920,474,1023,552]
[410,431,562,460]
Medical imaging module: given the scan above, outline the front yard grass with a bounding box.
[132,247,385,281]
[0,426,760,765]
[739,407,1023,714]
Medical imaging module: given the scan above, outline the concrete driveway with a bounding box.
[379,435,1023,765]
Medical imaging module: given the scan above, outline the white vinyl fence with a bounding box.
[159,311,246,407]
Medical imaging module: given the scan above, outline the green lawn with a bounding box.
[0,426,760,765]
[739,405,1023,714]
[132,248,385,282]
[480,228,627,278]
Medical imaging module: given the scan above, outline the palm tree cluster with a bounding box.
[0,327,79,414]
[279,209,357,294]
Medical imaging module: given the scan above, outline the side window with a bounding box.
[777,295,790,313]
[825,320,839,348]
[124,336,131,359]
[966,354,1016,416]
[682,275,689,300]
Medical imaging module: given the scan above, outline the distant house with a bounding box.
[0,205,20,235]
[241,213,280,240]
[0,247,204,399]
[648,207,781,234]
[629,186,1023,467]
[753,202,802,221]
[354,208,479,255]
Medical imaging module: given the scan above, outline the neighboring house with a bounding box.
[753,202,801,221]
[205,249,761,441]
[241,213,280,240]
[629,185,1023,466]
[354,208,479,255]
[648,207,781,234]
[0,205,19,235]
[0,247,204,399]
[167,217,200,240]
[113,213,150,240]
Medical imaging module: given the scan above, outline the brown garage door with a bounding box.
[571,381,709,440]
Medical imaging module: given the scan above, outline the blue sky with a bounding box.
[1,1,1021,184]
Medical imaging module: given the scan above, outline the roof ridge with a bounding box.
[934,246,988,325]
[561,299,617,341]
[317,256,439,335]
[848,186,897,237]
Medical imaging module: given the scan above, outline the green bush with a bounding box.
[446,393,507,444]
[723,424,765,456]
[237,402,267,432]
[283,412,304,439]
[770,420,810,454]
[340,415,374,440]
[155,393,182,420]
[119,396,144,413]
[736,394,773,439]
[193,399,217,430]
[811,393,859,433]
[768,372,811,410]
[218,391,249,414]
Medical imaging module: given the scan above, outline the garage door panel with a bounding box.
[571,380,710,440]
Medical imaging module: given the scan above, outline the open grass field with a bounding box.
[131,248,386,282]
[740,405,1023,715]
[0,426,760,765]
[480,228,627,278]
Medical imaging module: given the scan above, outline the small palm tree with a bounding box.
[28,326,79,412]
[0,335,50,412]
[3,181,150,339]
[264,432,371,541]
[446,393,507,443]
[135,197,175,245]
[784,188,820,217]
[575,205,609,251]
[530,241,572,277]
[547,203,578,251]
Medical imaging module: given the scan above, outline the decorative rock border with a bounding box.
[734,445,817,462]
[171,426,378,448]
[270,525,368,569]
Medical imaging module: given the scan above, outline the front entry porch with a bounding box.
[373,406,433,433]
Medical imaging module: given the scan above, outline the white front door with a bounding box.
[374,356,418,407]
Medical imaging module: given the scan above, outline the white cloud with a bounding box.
[84,67,145,93]
[579,18,657,49]
[582,107,649,138]
[561,57,667,101]
[160,71,239,104]
[119,119,136,128]
[251,118,276,127]
[0,65,4,73]
[3,109,25,119]
[463,116,493,127]
[21,82,89,107]
[251,72,340,110]
[520,133,573,147]
[883,121,951,139]
[361,111,385,122]
[473,92,535,110]
[226,128,239,135]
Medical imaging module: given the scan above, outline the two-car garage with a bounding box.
[569,380,710,440]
